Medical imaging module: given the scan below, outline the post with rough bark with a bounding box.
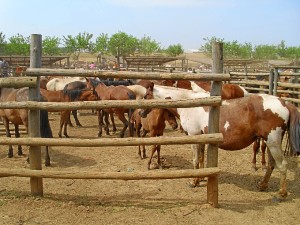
[273,67,279,96]
[207,41,223,207]
[29,34,43,196]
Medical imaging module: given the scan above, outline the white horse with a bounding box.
[46,77,86,91]
[146,85,300,198]
[127,85,147,99]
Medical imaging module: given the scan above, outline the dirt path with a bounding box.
[0,111,299,225]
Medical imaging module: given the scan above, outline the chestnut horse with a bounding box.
[40,88,97,138]
[148,84,300,198]
[0,87,53,166]
[91,81,136,138]
[130,95,178,169]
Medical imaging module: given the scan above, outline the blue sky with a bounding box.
[1,0,299,51]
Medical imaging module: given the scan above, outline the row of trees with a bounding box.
[0,32,184,59]
[200,37,300,60]
[1,32,299,60]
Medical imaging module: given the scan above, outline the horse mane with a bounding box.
[63,89,85,101]
[89,78,133,88]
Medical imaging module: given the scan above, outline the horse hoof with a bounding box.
[45,161,51,167]
[7,153,13,158]
[18,151,23,156]
[257,182,268,191]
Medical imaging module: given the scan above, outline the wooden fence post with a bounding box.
[206,41,222,207]
[29,34,43,196]
[273,67,279,96]
[269,69,274,95]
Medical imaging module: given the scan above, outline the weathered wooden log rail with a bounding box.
[0,168,221,180]
[26,67,230,81]
[0,96,221,110]
[229,67,300,104]
[0,133,223,147]
[0,35,226,207]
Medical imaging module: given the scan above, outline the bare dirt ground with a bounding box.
[0,110,300,225]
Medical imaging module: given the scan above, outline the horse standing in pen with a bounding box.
[0,87,53,166]
[147,84,300,198]
[130,93,178,169]
[40,88,97,138]
[46,77,87,127]
[87,79,136,138]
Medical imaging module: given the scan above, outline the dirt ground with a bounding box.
[0,111,299,225]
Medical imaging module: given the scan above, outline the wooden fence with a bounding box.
[0,35,228,207]
[229,66,300,105]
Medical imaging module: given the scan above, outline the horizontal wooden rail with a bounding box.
[0,133,223,147]
[230,80,269,86]
[26,68,230,81]
[0,77,37,88]
[229,72,269,76]
[0,96,222,110]
[0,168,220,180]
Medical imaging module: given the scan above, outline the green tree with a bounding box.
[285,46,300,59]
[165,44,184,57]
[0,32,7,54]
[277,40,287,58]
[6,34,30,55]
[138,35,161,55]
[94,33,110,55]
[108,31,139,57]
[253,44,278,59]
[199,36,224,55]
[42,36,61,55]
[63,32,94,59]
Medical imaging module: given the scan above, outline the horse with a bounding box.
[40,88,97,138]
[47,77,87,127]
[130,95,178,169]
[91,81,136,138]
[46,77,86,91]
[85,78,137,137]
[63,80,89,127]
[0,87,53,166]
[191,80,267,171]
[146,84,300,198]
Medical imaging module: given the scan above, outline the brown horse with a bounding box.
[40,88,97,138]
[131,91,178,169]
[0,87,53,166]
[149,84,300,198]
[86,78,136,138]
[63,80,89,127]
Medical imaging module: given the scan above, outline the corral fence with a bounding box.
[0,35,227,207]
[229,66,300,106]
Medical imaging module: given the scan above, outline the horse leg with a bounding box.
[116,113,128,138]
[109,112,117,133]
[63,111,70,138]
[103,111,110,135]
[44,146,51,167]
[2,117,13,158]
[190,143,202,187]
[14,124,23,156]
[156,144,163,169]
[261,140,267,171]
[252,139,260,171]
[72,110,82,127]
[147,144,157,170]
[258,145,287,198]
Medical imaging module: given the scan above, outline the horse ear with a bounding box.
[149,82,154,91]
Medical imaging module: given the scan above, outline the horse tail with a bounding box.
[127,92,136,137]
[286,102,300,155]
[40,110,53,138]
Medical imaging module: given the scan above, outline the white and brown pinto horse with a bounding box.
[148,85,300,198]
